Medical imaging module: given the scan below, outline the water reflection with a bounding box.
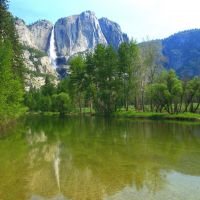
[0,116,200,200]
[54,143,61,191]
[30,194,69,200]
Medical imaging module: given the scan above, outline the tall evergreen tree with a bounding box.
[0,0,25,123]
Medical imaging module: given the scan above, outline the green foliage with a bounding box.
[52,93,71,115]
[162,29,200,77]
[22,46,47,58]
[24,77,72,116]
[69,55,86,112]
[183,77,200,112]
[92,45,119,114]
[0,0,8,9]
[118,41,141,110]
[147,70,183,114]
[148,83,170,112]
[0,1,25,124]
[24,38,200,117]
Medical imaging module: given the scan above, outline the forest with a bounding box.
[1,0,200,121]
[25,42,200,116]
[0,0,25,125]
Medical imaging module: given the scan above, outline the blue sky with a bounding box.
[9,0,200,42]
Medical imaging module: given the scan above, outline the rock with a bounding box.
[15,18,37,49]
[15,11,129,80]
[99,17,129,50]
[24,75,46,91]
[16,11,129,63]
[54,11,107,58]
[16,19,58,90]
[29,20,53,52]
[40,56,58,76]
[23,49,58,90]
[23,50,36,71]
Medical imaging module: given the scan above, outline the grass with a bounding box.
[114,110,200,121]
[26,108,94,117]
[27,108,200,122]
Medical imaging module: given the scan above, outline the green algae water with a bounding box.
[0,116,200,200]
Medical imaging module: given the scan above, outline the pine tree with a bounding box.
[0,0,25,124]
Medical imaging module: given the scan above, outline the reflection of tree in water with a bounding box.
[22,116,200,200]
[0,122,30,200]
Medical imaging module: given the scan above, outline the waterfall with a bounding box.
[49,26,58,68]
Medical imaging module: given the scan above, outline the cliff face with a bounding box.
[15,19,58,90]
[139,29,200,78]
[15,11,129,84]
[22,48,58,91]
[99,17,129,50]
[54,11,107,58]
[16,11,129,63]
[162,29,200,77]
[15,19,37,49]
[28,20,53,52]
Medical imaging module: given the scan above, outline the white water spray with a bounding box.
[49,26,58,68]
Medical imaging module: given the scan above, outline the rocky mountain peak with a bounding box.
[80,10,96,17]
[99,17,121,31]
[28,20,53,52]
[15,18,26,26]
[99,17,129,50]
[16,11,129,68]
[15,18,38,49]
[54,11,108,59]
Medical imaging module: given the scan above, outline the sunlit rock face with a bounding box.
[54,11,107,58]
[23,49,58,91]
[15,18,37,49]
[15,11,129,80]
[99,17,129,50]
[16,11,129,60]
[15,19,58,90]
[29,20,53,52]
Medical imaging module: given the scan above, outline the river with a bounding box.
[0,116,200,200]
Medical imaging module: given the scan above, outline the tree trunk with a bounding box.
[194,102,200,113]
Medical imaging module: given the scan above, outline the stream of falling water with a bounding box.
[54,144,61,191]
[49,26,58,68]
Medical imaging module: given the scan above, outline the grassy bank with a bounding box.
[0,117,21,132]
[27,110,200,122]
[113,110,200,121]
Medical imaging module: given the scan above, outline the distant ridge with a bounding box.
[140,29,200,77]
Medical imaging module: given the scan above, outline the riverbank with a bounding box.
[113,111,200,121]
[0,117,20,132]
[26,110,200,122]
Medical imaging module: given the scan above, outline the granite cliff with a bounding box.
[15,18,58,90]
[16,11,129,65]
[15,11,129,89]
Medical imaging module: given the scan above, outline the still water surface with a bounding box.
[0,116,200,200]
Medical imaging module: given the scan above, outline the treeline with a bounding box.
[25,42,200,115]
[0,0,25,124]
[1,1,200,122]
[24,77,71,116]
